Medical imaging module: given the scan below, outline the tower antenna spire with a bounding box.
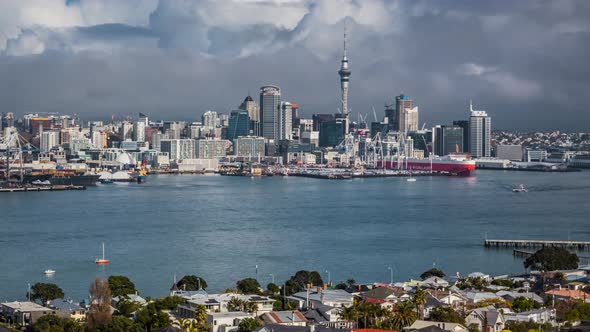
[343,18,347,58]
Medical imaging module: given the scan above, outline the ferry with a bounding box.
[378,154,476,176]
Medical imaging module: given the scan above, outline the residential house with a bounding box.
[255,324,353,332]
[261,310,307,326]
[207,311,252,332]
[465,307,505,332]
[428,290,467,311]
[406,320,467,332]
[290,289,354,309]
[177,293,274,317]
[360,287,399,303]
[504,308,556,324]
[303,303,350,329]
[545,288,590,302]
[111,294,147,307]
[0,301,69,326]
[48,299,86,321]
[423,294,445,319]
[495,291,544,305]
[422,277,449,289]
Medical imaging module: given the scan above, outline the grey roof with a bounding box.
[256,325,352,332]
[262,310,307,325]
[304,309,329,323]
[470,308,502,326]
[361,287,397,300]
[49,299,84,311]
[414,326,447,332]
[425,294,444,308]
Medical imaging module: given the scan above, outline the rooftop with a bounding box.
[1,301,49,311]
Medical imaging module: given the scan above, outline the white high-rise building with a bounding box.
[279,102,293,141]
[202,111,218,129]
[468,101,491,158]
[40,131,59,152]
[134,121,146,142]
[160,139,195,160]
[120,121,133,140]
[402,106,419,133]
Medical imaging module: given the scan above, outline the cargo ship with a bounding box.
[378,155,476,176]
[24,172,100,186]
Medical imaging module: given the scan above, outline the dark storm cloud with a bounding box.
[0,0,589,131]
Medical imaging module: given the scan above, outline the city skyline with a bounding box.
[0,1,589,131]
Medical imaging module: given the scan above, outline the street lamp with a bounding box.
[269,274,275,284]
[325,270,331,286]
[387,266,393,285]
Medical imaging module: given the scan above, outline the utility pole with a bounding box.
[387,266,393,285]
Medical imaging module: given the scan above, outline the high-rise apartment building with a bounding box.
[468,101,491,158]
[235,136,265,158]
[396,94,416,134]
[433,125,464,156]
[260,85,281,141]
[202,111,218,129]
[134,121,146,142]
[279,102,293,141]
[195,139,229,159]
[160,139,195,160]
[40,130,59,152]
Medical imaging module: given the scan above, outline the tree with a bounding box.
[284,271,323,295]
[524,247,579,271]
[193,304,208,331]
[236,278,262,295]
[228,297,245,312]
[154,296,186,311]
[347,278,356,288]
[134,303,170,332]
[86,277,112,331]
[34,316,84,332]
[96,316,142,332]
[108,276,137,297]
[413,287,427,320]
[511,297,540,313]
[428,306,465,324]
[391,301,416,330]
[420,268,446,280]
[267,283,280,294]
[335,283,347,290]
[238,317,262,332]
[115,299,140,317]
[176,275,208,291]
[28,283,65,304]
[476,298,512,309]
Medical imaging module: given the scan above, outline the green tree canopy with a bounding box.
[524,247,579,271]
[96,315,143,332]
[238,317,262,332]
[33,315,84,332]
[176,275,208,291]
[420,268,446,280]
[108,275,137,297]
[427,306,465,324]
[154,296,186,311]
[236,278,262,295]
[28,283,65,304]
[511,297,541,313]
[267,283,280,294]
[284,270,323,295]
[134,303,170,332]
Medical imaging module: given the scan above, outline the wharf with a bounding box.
[513,249,590,259]
[0,185,86,193]
[485,239,590,249]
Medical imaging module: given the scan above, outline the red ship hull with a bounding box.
[379,160,475,176]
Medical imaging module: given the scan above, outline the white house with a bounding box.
[465,307,505,332]
[207,311,252,332]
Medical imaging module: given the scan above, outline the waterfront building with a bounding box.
[496,145,523,161]
[70,138,92,154]
[338,23,351,133]
[319,117,345,147]
[260,85,281,141]
[385,104,398,132]
[279,102,293,141]
[301,131,319,147]
[160,139,196,160]
[433,125,464,156]
[228,110,250,141]
[453,120,469,153]
[312,114,335,132]
[40,130,59,152]
[239,96,260,136]
[151,132,167,151]
[468,101,491,158]
[195,139,229,159]
[235,136,265,158]
[525,148,547,162]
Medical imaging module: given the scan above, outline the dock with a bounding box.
[485,239,590,250]
[0,185,86,193]
[513,249,590,259]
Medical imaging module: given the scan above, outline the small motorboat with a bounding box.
[44,269,56,275]
[512,184,527,193]
[407,177,417,182]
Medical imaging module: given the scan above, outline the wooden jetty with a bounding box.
[485,239,590,250]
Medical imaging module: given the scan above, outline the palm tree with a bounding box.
[392,301,416,330]
[413,287,427,320]
[340,305,358,328]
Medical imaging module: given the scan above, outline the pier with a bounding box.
[0,185,86,193]
[485,239,590,250]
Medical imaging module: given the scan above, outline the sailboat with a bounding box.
[95,242,110,265]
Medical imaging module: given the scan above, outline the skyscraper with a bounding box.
[279,102,293,141]
[468,101,491,158]
[338,22,351,134]
[239,96,261,137]
[202,111,218,128]
[396,94,418,134]
[228,110,250,141]
[260,85,281,141]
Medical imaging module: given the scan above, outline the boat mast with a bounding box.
[102,242,105,260]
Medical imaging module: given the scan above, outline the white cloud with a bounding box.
[458,63,496,76]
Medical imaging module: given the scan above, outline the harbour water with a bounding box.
[1,170,589,301]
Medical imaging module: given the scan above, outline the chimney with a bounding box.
[310,323,316,332]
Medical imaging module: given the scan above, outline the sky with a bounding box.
[0,0,589,131]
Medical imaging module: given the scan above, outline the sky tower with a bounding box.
[338,21,351,134]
